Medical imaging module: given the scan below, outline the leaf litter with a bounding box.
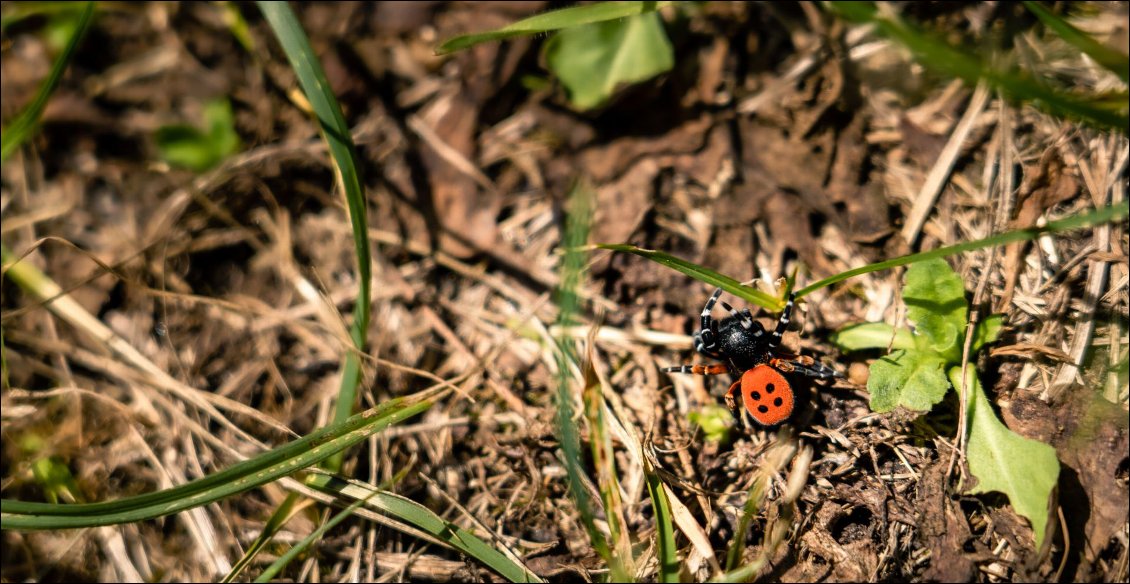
[1,2,1126,582]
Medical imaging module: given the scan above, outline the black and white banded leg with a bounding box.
[719,300,754,329]
[694,288,725,355]
[766,291,796,352]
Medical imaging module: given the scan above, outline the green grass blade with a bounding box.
[221,493,302,582]
[555,184,611,560]
[594,244,782,309]
[253,493,372,583]
[724,474,768,571]
[643,462,679,583]
[226,454,416,582]
[0,1,94,163]
[1022,1,1129,83]
[826,1,1128,132]
[0,1,89,33]
[0,393,436,529]
[436,1,675,55]
[306,475,544,583]
[257,1,372,472]
[598,203,1126,305]
[795,202,1128,297]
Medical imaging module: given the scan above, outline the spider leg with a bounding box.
[766,291,796,352]
[725,378,754,429]
[769,356,842,380]
[693,331,725,357]
[724,379,742,414]
[662,363,729,375]
[697,288,724,353]
[719,300,753,329]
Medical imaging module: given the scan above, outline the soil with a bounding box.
[1,2,1127,582]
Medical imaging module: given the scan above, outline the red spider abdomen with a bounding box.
[740,365,794,425]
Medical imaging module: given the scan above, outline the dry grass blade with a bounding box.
[0,243,285,444]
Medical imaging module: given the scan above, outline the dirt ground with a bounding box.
[1,2,1128,582]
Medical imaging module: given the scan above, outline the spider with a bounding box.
[663,287,841,426]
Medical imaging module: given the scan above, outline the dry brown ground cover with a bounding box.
[1,2,1127,582]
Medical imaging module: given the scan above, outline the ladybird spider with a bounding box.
[663,287,841,426]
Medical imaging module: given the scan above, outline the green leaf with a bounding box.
[436,1,675,55]
[971,314,1004,351]
[544,11,674,110]
[951,366,1059,548]
[903,259,967,360]
[867,349,950,413]
[831,322,916,352]
[155,98,241,172]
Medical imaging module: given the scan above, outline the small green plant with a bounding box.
[831,258,1059,548]
[154,98,241,172]
[688,402,734,445]
[437,1,675,110]
[544,10,673,110]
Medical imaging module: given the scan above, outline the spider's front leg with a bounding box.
[695,288,725,355]
[766,291,796,352]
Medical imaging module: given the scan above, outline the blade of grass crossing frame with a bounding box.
[257,1,371,472]
[795,202,1128,297]
[436,1,674,55]
[554,183,612,560]
[594,244,782,310]
[597,202,1127,302]
[306,475,544,583]
[221,494,304,582]
[1022,1,1129,83]
[254,494,370,583]
[224,459,417,582]
[826,2,1128,131]
[0,1,94,163]
[1,394,435,529]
